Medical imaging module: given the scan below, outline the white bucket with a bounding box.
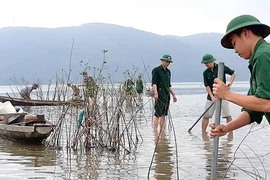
[0,101,22,123]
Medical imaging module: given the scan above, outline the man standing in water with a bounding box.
[201,54,236,133]
[210,15,270,138]
[152,54,177,132]
[136,75,144,101]
[82,72,98,101]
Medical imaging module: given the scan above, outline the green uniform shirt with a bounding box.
[152,65,171,96]
[136,79,143,93]
[152,65,172,117]
[124,79,135,94]
[84,76,98,98]
[203,63,235,100]
[242,39,270,124]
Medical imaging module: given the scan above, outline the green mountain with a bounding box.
[0,23,250,85]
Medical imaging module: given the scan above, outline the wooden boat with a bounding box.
[0,112,53,142]
[0,122,53,142]
[0,95,83,106]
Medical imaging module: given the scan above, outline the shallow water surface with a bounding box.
[1,82,270,180]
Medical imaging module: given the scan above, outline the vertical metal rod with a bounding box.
[211,62,224,180]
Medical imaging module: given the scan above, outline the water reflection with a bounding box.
[0,137,57,167]
[59,150,140,180]
[136,100,149,124]
[154,130,174,180]
[202,131,234,179]
[65,151,100,180]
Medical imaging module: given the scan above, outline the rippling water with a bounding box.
[1,81,270,180]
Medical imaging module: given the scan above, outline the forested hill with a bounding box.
[0,23,249,85]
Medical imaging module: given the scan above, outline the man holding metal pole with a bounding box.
[201,54,236,133]
[210,14,270,137]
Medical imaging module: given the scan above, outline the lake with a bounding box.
[0,81,270,180]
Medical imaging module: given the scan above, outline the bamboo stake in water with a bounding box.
[211,62,224,180]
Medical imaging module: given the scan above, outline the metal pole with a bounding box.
[188,102,215,132]
[211,62,224,180]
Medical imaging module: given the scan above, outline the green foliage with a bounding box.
[68,83,79,90]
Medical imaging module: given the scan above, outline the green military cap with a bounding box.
[221,15,270,49]
[160,54,173,63]
[201,54,216,64]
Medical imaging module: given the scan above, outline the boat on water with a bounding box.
[0,121,53,142]
[0,112,54,142]
[0,95,83,106]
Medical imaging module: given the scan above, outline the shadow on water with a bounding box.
[153,130,174,180]
[201,131,234,180]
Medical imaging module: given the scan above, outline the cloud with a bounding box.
[0,0,269,40]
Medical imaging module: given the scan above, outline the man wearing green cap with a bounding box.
[209,15,270,138]
[152,54,177,132]
[82,71,98,99]
[136,75,144,101]
[201,54,236,133]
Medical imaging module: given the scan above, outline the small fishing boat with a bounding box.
[0,95,83,106]
[0,112,54,142]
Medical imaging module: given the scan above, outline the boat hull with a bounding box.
[0,96,82,106]
[0,123,53,142]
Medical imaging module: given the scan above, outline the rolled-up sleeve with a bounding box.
[203,71,209,87]
[224,66,235,75]
[241,108,264,124]
[255,53,270,99]
[169,70,171,87]
[152,68,158,85]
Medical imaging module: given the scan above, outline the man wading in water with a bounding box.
[210,15,270,138]
[152,54,177,132]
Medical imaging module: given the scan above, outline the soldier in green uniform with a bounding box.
[82,72,98,100]
[124,78,135,96]
[67,83,82,101]
[136,75,144,101]
[152,54,177,132]
[201,54,236,133]
[209,15,270,138]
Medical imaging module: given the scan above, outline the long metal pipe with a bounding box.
[211,62,224,180]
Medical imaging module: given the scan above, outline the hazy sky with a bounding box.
[0,0,269,39]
